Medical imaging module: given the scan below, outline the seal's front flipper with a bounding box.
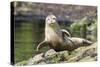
[61,29,71,37]
[36,40,47,51]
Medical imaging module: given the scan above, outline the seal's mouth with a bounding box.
[49,22,55,26]
[50,22,54,25]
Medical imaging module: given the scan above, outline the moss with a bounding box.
[15,60,28,66]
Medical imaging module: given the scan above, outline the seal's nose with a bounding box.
[50,21,54,25]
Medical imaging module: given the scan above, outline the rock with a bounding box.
[82,42,97,57]
[45,49,61,63]
[67,42,97,62]
[79,56,96,62]
[38,62,46,64]
[58,51,69,61]
[45,49,57,59]
[27,53,45,65]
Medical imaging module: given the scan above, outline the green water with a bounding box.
[14,20,45,63]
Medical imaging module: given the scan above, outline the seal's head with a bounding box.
[45,15,59,28]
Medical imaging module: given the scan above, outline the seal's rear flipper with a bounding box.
[83,39,93,45]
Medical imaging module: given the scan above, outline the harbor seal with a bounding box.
[36,15,93,51]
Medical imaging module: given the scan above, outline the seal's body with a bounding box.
[44,15,64,51]
[36,15,93,51]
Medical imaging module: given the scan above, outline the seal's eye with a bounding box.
[52,17,56,20]
[46,18,50,22]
